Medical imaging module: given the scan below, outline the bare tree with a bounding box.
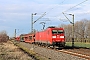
[59,19,90,43]
[0,30,9,43]
[85,20,90,42]
[86,20,90,37]
[63,24,72,42]
[74,21,80,42]
[79,20,87,42]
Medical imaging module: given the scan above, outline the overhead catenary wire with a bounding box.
[44,0,66,16]
[61,0,66,4]
[42,0,66,22]
[39,0,88,20]
[63,0,88,12]
[56,0,88,22]
[33,0,66,24]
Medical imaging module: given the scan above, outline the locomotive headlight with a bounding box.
[60,36,64,38]
[52,36,56,38]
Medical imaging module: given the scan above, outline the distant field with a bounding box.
[66,42,90,48]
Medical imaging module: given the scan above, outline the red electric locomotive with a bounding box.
[35,27,65,47]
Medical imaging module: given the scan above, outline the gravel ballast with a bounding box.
[19,42,87,60]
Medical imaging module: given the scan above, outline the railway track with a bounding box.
[14,41,90,60]
[34,42,90,60]
[58,50,90,60]
[42,45,90,60]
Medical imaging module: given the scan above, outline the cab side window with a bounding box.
[29,36,32,40]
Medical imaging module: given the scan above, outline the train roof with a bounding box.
[36,26,64,33]
[47,26,64,29]
[47,26,56,28]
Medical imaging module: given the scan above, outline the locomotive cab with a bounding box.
[52,28,65,47]
[52,29,65,47]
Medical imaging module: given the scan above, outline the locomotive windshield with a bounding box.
[58,30,64,34]
[52,30,57,34]
[52,30,64,34]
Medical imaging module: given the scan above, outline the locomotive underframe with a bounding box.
[34,41,65,48]
[52,42,65,47]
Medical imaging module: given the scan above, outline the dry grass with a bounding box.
[0,41,32,60]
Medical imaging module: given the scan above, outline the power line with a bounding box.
[42,0,66,22]
[55,0,88,21]
[61,0,66,4]
[64,0,88,12]
[45,0,66,16]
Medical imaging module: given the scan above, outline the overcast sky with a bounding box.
[0,0,90,37]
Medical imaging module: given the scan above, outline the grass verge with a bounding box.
[66,42,90,48]
[13,41,48,60]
